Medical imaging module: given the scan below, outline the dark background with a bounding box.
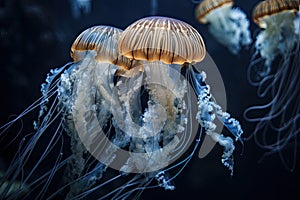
[0,0,299,199]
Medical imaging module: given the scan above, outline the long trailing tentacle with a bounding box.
[189,65,243,175]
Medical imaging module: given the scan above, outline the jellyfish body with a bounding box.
[245,0,300,169]
[0,17,243,199]
[118,16,243,175]
[250,0,300,75]
[195,0,252,54]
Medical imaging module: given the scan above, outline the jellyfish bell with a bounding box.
[70,26,121,63]
[245,0,300,169]
[70,25,142,73]
[195,0,233,24]
[118,16,206,64]
[195,0,252,54]
[253,0,300,29]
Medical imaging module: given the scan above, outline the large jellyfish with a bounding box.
[245,0,300,169]
[0,16,243,199]
[194,0,252,54]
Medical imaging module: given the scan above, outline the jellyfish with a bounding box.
[245,0,300,169]
[0,25,139,199]
[150,0,158,15]
[194,0,252,54]
[0,16,243,199]
[117,16,243,176]
[70,0,92,18]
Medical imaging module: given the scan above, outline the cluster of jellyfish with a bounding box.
[193,0,300,169]
[244,0,300,170]
[0,16,243,199]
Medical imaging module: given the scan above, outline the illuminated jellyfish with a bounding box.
[0,25,138,199]
[245,0,300,169]
[0,16,243,199]
[117,16,243,176]
[194,0,252,54]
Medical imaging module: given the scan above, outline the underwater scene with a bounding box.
[0,0,299,199]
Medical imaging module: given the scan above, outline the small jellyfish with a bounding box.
[70,0,92,18]
[150,0,158,15]
[249,0,300,76]
[195,0,252,54]
[0,16,243,199]
[245,0,300,170]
